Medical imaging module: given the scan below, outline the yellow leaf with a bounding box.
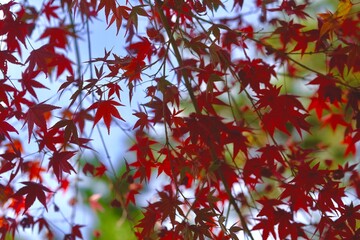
[334,0,352,20]
[319,0,352,39]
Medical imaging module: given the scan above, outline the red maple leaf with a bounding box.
[132,111,151,131]
[87,99,125,134]
[307,74,342,104]
[321,113,349,131]
[38,26,75,49]
[97,0,117,21]
[107,5,131,35]
[135,204,159,238]
[20,70,49,100]
[23,103,60,142]
[36,128,64,151]
[65,225,84,240]
[238,59,276,93]
[23,161,46,182]
[48,150,77,182]
[94,164,107,177]
[0,110,18,141]
[12,181,52,213]
[128,37,152,60]
[256,86,310,136]
[41,1,60,21]
[25,44,55,75]
[0,50,22,75]
[0,79,16,107]
[83,162,95,176]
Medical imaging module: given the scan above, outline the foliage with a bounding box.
[1,0,360,239]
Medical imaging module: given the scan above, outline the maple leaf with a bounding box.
[0,184,13,204]
[129,132,158,181]
[343,130,360,156]
[122,57,145,82]
[38,26,75,49]
[336,203,360,231]
[107,5,131,35]
[238,59,276,93]
[23,161,46,182]
[128,37,152,61]
[321,113,349,131]
[20,70,48,100]
[126,183,142,206]
[49,53,74,77]
[0,110,18,141]
[233,0,244,9]
[257,86,310,136]
[0,50,22,75]
[143,97,172,126]
[65,225,84,240]
[41,0,60,21]
[0,4,31,56]
[0,79,16,107]
[318,0,352,39]
[36,128,64,151]
[23,103,60,142]
[89,194,104,212]
[12,181,52,213]
[35,218,52,237]
[48,150,77,181]
[106,82,122,99]
[135,202,162,238]
[51,119,90,149]
[308,97,331,119]
[87,99,125,134]
[223,122,250,157]
[83,162,95,176]
[317,181,346,213]
[94,164,107,177]
[97,0,117,21]
[25,44,55,75]
[307,74,342,104]
[132,111,151,131]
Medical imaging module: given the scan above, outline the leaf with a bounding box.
[87,99,125,134]
[107,5,131,35]
[48,150,77,182]
[256,86,310,136]
[42,0,60,21]
[233,0,244,9]
[21,70,49,100]
[13,181,52,213]
[0,50,22,75]
[321,113,349,131]
[0,110,18,141]
[128,37,152,60]
[94,164,107,177]
[132,111,151,131]
[68,225,84,239]
[318,0,352,38]
[50,53,74,77]
[335,0,353,20]
[97,0,117,21]
[135,205,159,238]
[25,44,55,75]
[82,162,95,176]
[23,103,60,142]
[89,194,104,212]
[38,26,75,49]
[51,119,79,146]
[238,59,276,93]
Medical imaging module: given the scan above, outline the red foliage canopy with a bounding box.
[1,0,360,239]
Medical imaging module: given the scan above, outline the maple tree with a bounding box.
[1,0,360,239]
